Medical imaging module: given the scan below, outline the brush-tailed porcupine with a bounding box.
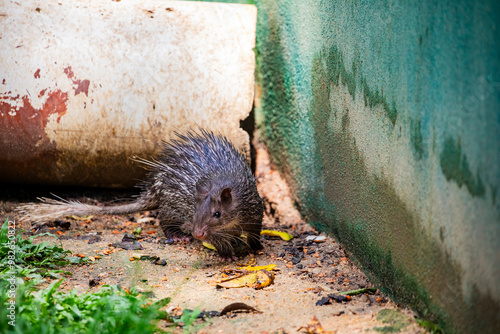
[18,130,264,259]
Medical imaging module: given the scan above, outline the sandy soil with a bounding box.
[1,137,427,334]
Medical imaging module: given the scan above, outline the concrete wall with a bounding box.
[253,1,500,333]
[191,0,500,332]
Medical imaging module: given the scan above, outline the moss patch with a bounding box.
[491,185,497,205]
[321,45,398,126]
[360,76,398,126]
[440,136,485,198]
[411,118,424,160]
[374,309,412,333]
[255,7,293,171]
[255,2,319,198]
[324,45,358,100]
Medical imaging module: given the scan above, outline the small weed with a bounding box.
[174,307,206,334]
[374,309,411,333]
[0,219,171,333]
[0,278,171,334]
[0,219,87,280]
[416,319,444,334]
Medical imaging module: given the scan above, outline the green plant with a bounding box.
[0,219,87,280]
[0,278,170,334]
[416,318,445,334]
[174,307,204,334]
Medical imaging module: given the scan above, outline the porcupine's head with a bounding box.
[190,173,263,257]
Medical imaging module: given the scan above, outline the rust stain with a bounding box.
[34,69,41,78]
[0,89,67,157]
[43,90,68,122]
[38,88,47,97]
[63,66,75,79]
[0,89,68,183]
[74,79,90,96]
[2,79,5,84]
[64,66,90,96]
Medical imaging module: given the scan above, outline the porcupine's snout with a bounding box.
[192,225,209,241]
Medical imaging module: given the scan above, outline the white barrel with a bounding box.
[0,0,256,187]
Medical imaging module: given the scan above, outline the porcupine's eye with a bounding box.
[213,211,221,218]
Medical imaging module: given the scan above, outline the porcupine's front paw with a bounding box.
[161,227,193,243]
[160,220,193,243]
[218,255,239,262]
[173,236,192,243]
[163,232,193,244]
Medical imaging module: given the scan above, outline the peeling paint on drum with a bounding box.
[0,0,257,187]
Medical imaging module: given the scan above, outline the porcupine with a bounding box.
[18,130,264,259]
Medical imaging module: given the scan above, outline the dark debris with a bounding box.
[315,294,351,306]
[110,233,143,250]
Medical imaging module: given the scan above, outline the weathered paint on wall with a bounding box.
[249,0,499,333]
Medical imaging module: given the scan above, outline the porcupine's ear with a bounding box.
[220,188,232,206]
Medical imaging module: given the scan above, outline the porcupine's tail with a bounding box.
[16,195,150,222]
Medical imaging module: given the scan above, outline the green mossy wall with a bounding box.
[189,1,500,333]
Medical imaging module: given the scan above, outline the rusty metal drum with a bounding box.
[0,0,256,187]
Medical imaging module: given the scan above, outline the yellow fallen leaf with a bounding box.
[130,253,147,261]
[237,264,277,271]
[203,242,217,251]
[260,230,293,241]
[216,270,274,289]
[217,271,258,288]
[254,270,274,289]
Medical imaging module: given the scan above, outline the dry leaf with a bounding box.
[253,270,274,289]
[260,230,293,241]
[203,242,217,251]
[216,270,274,289]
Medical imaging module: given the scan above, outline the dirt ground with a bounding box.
[1,138,427,334]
